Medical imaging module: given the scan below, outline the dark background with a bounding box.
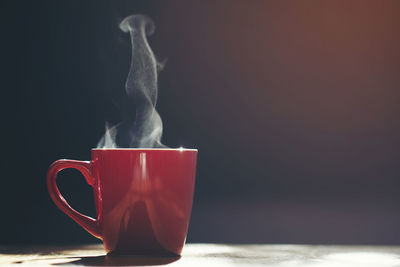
[2,0,400,245]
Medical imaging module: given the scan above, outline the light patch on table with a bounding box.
[313,252,400,267]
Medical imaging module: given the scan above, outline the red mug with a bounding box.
[47,148,197,255]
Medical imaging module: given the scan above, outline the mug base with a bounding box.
[82,254,181,266]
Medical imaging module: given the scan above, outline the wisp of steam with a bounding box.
[97,14,166,148]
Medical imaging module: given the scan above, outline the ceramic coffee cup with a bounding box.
[47,148,197,255]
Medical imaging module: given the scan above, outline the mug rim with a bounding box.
[92,148,197,152]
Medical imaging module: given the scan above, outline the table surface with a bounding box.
[2,244,400,266]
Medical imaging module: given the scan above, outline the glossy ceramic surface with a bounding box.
[47,149,197,255]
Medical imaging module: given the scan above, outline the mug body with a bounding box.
[91,148,197,255]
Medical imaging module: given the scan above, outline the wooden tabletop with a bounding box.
[2,244,400,266]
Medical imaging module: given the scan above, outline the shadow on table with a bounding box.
[53,255,181,266]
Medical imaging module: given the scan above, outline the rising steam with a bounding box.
[97,14,166,148]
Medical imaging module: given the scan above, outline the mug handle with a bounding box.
[46,159,101,239]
